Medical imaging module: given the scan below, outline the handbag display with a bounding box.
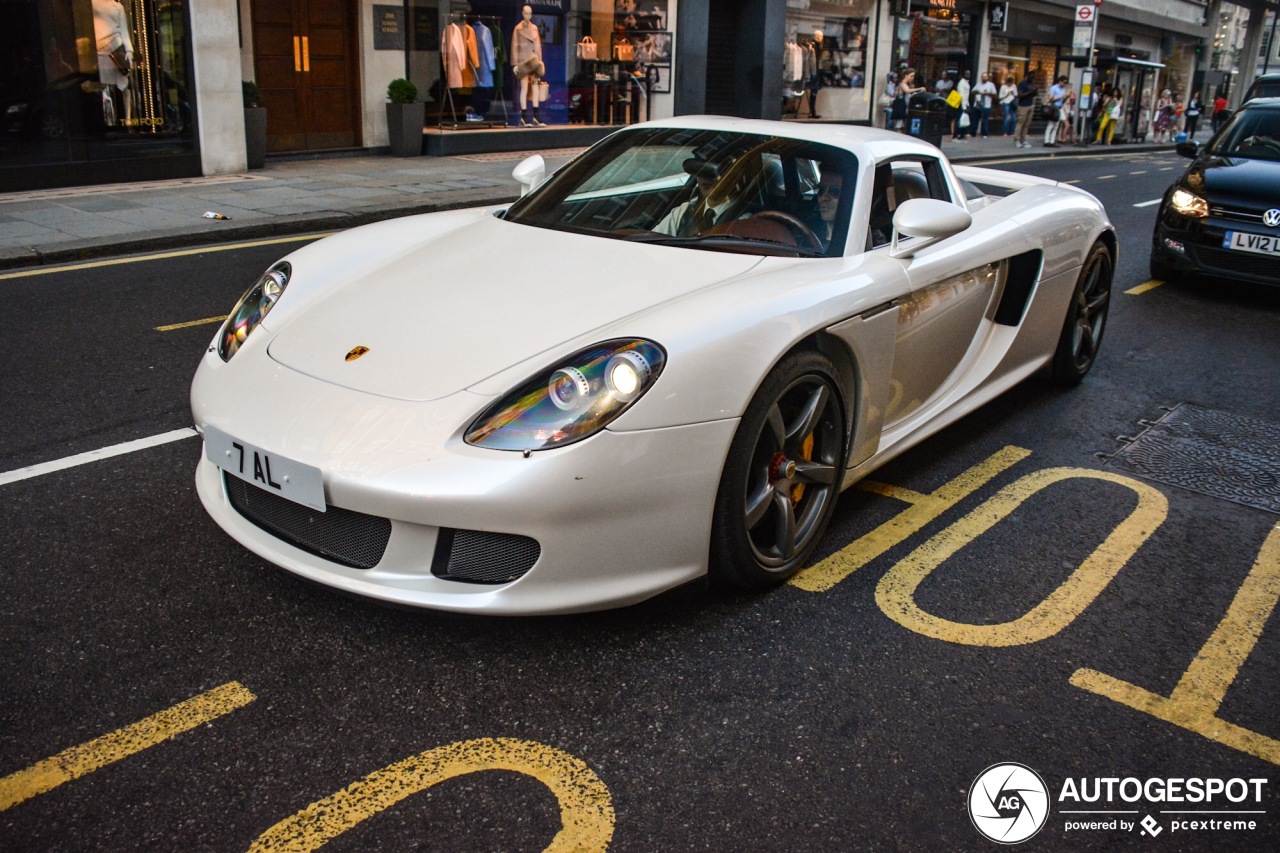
[109,44,130,75]
[613,41,635,62]
[576,36,597,61]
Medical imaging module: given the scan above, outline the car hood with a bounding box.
[266,215,763,401]
[1191,155,1280,209]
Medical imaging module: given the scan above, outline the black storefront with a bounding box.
[0,0,200,192]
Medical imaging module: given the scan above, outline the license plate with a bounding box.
[1223,230,1280,256]
[204,425,326,512]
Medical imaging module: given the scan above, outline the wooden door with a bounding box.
[252,0,360,152]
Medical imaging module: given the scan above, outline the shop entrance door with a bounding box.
[251,0,360,152]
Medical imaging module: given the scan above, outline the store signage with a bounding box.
[989,2,1008,31]
[373,5,404,51]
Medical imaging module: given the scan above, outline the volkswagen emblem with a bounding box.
[1263,209,1280,228]
[345,346,370,362]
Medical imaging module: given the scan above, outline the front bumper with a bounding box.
[193,348,738,614]
[1153,213,1280,288]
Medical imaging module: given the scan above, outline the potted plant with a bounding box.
[386,78,424,157]
[243,80,266,170]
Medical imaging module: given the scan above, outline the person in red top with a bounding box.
[1212,94,1229,132]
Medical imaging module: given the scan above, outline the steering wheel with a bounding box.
[1242,135,1280,153]
[750,210,825,252]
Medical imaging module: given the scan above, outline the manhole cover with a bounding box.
[1106,403,1280,514]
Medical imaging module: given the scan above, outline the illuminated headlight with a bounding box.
[1169,188,1209,218]
[217,262,290,361]
[466,339,666,451]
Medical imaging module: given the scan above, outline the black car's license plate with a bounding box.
[1223,230,1280,256]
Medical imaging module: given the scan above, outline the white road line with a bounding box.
[0,428,198,487]
[1134,199,1163,207]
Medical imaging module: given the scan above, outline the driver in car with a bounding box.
[652,157,735,236]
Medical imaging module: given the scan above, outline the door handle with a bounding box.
[293,36,301,72]
[302,36,310,72]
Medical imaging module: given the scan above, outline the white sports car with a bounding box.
[193,117,1115,614]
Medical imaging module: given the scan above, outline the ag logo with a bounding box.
[968,762,1050,844]
[1263,208,1280,228]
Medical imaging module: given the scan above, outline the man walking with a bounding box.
[1015,74,1038,148]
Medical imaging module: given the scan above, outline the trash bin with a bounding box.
[906,93,948,147]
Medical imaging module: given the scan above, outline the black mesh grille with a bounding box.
[433,529,541,584]
[1188,245,1280,279]
[225,474,391,569]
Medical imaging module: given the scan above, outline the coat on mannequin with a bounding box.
[803,30,823,119]
[93,0,134,124]
[512,5,544,126]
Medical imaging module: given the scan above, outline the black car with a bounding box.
[1150,98,1280,287]
[1244,73,1280,102]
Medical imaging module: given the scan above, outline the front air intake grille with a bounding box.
[432,528,541,584]
[225,474,391,569]
[1188,245,1280,278]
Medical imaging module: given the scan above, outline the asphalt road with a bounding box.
[2,151,1278,852]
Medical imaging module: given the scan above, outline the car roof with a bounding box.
[1237,96,1280,109]
[624,115,945,164]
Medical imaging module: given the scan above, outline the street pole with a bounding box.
[1075,2,1101,145]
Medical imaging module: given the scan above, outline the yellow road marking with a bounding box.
[1065,179,1082,184]
[0,233,334,282]
[875,467,1167,646]
[154,315,227,332]
[249,738,614,852]
[790,446,1031,593]
[1126,280,1166,295]
[0,681,255,811]
[1072,523,1280,765]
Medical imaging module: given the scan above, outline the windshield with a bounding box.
[1210,108,1280,161]
[503,127,858,258]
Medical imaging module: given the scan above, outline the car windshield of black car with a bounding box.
[1212,109,1280,161]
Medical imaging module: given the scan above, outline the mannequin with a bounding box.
[93,0,133,126]
[512,6,544,126]
[803,30,823,119]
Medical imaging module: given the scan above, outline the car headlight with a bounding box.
[465,339,666,451]
[217,262,290,361]
[1169,188,1209,218]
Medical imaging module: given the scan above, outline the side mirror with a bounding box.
[512,155,546,196]
[1175,140,1201,159]
[889,198,973,259]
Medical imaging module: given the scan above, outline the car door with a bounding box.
[869,157,1003,426]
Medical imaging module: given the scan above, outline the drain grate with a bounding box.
[1106,403,1280,514]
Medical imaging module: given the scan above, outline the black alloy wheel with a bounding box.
[710,350,846,588]
[1052,241,1113,386]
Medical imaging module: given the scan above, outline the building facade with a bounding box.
[1,0,1263,191]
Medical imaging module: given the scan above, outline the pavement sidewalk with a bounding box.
[0,132,1175,272]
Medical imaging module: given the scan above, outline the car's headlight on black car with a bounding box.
[466,339,665,451]
[1169,188,1209,218]
[218,262,291,361]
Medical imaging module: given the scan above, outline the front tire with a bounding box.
[710,351,846,588]
[1052,241,1112,386]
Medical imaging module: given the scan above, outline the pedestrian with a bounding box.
[935,72,952,95]
[947,79,966,140]
[892,67,924,131]
[1212,94,1228,132]
[1058,84,1075,145]
[999,75,1018,136]
[1043,75,1069,147]
[954,70,972,139]
[973,71,997,137]
[1153,89,1174,143]
[1185,91,1202,139]
[1014,74,1038,148]
[880,71,898,129]
[1094,87,1122,145]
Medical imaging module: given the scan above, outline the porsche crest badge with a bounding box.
[345,346,370,362]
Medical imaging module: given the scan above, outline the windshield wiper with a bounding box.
[622,232,825,258]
